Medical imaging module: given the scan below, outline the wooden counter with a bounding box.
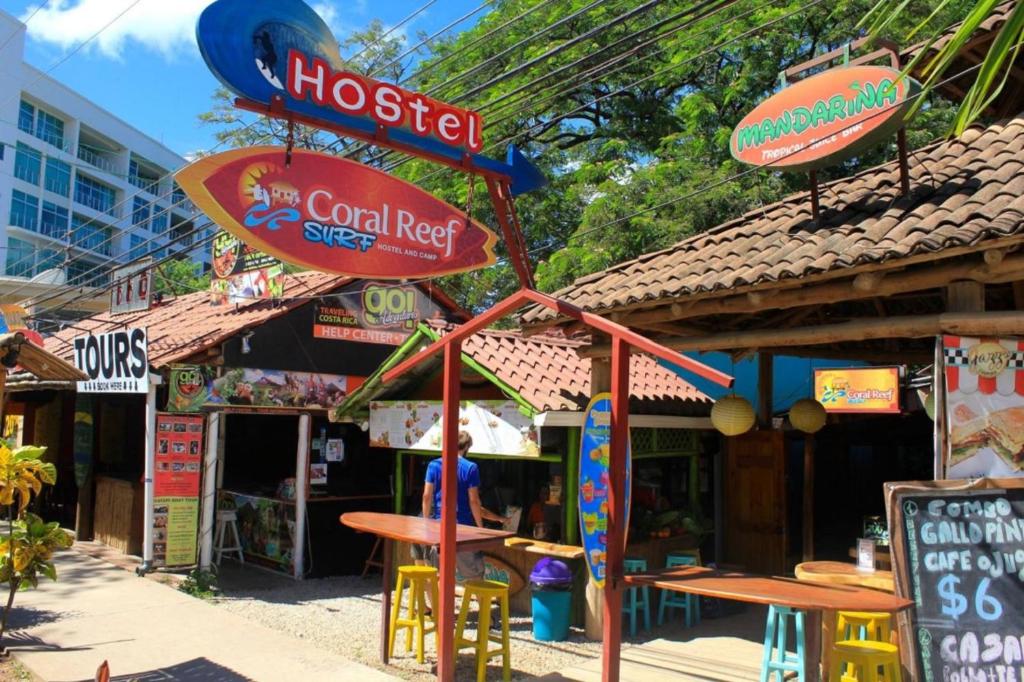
[93,476,143,555]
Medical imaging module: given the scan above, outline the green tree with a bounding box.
[200,0,977,308]
[154,258,211,296]
[863,1,1024,134]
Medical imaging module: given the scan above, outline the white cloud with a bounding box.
[23,0,215,59]
[21,0,364,61]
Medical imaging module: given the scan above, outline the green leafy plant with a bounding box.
[0,444,71,653]
[179,568,219,600]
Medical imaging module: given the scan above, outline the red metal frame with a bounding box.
[438,340,461,681]
[381,287,732,682]
[234,96,537,289]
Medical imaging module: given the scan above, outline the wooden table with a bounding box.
[795,561,896,676]
[625,565,912,682]
[795,561,895,592]
[340,511,514,664]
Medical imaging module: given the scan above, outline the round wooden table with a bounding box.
[794,561,897,678]
[795,561,895,593]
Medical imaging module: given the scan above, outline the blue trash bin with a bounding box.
[530,557,573,641]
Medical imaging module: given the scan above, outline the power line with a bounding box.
[0,2,45,54]
[0,0,145,112]
[346,0,438,66]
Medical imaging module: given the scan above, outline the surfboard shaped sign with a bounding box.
[196,0,546,196]
[176,147,498,279]
[730,65,920,172]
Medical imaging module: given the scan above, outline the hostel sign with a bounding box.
[176,147,498,278]
[814,366,901,414]
[730,65,919,172]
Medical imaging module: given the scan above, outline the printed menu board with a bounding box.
[368,400,539,457]
[153,414,204,567]
[814,366,900,413]
[944,336,1024,478]
[578,393,630,587]
[887,479,1024,682]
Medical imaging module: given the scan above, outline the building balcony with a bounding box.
[77,145,121,176]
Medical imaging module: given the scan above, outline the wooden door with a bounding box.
[724,430,787,575]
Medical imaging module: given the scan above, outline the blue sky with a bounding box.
[0,0,489,158]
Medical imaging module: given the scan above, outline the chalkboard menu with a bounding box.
[887,480,1024,682]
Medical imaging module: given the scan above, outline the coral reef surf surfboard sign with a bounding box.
[195,0,545,197]
[730,65,919,172]
[176,147,498,278]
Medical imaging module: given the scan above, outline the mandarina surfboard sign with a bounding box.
[729,65,919,172]
[176,147,498,279]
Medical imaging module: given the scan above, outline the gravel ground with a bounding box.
[211,566,682,681]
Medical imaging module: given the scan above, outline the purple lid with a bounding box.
[530,557,572,584]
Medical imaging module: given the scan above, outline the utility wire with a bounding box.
[0,2,45,54]
[346,0,438,66]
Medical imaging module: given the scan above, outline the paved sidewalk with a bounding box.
[7,549,400,682]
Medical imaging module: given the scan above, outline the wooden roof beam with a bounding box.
[582,311,1024,357]
[610,251,1024,328]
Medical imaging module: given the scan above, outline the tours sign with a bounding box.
[177,147,498,278]
[730,65,919,172]
[72,328,149,394]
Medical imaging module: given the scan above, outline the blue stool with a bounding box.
[621,558,651,637]
[658,554,701,626]
[760,604,806,682]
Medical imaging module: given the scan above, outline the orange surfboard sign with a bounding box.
[730,65,919,172]
[176,147,498,279]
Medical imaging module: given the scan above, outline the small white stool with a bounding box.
[214,509,244,565]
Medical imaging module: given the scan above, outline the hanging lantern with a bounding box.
[924,391,936,420]
[711,395,756,436]
[789,398,827,433]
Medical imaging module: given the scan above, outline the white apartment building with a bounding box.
[0,9,211,313]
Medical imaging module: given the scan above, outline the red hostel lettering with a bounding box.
[287,50,483,153]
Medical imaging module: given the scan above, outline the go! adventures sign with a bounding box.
[730,65,919,172]
[176,147,498,278]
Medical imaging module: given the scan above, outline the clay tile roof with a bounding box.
[523,112,1024,324]
[336,322,709,417]
[457,327,709,412]
[903,1,1017,62]
[44,271,349,369]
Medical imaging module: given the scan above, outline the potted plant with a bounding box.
[0,443,72,655]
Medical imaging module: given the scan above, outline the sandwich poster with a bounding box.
[944,336,1024,478]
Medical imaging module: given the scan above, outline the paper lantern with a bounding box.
[711,395,756,436]
[789,398,827,433]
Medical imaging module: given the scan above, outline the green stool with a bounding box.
[621,558,650,637]
[658,554,701,626]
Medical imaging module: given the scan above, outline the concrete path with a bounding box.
[6,549,400,682]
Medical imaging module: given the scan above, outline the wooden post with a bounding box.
[758,352,773,427]
[802,434,815,562]
[436,340,461,682]
[946,281,985,313]
[199,412,220,571]
[565,426,580,546]
[294,413,310,580]
[602,337,629,682]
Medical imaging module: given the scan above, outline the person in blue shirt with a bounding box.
[412,431,506,580]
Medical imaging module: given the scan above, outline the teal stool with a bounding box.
[621,558,650,637]
[760,604,806,682]
[658,554,700,626]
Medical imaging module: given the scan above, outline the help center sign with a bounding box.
[73,328,150,393]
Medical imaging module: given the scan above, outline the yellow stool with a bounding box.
[828,640,902,682]
[836,611,893,643]
[454,579,511,682]
[388,565,439,663]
